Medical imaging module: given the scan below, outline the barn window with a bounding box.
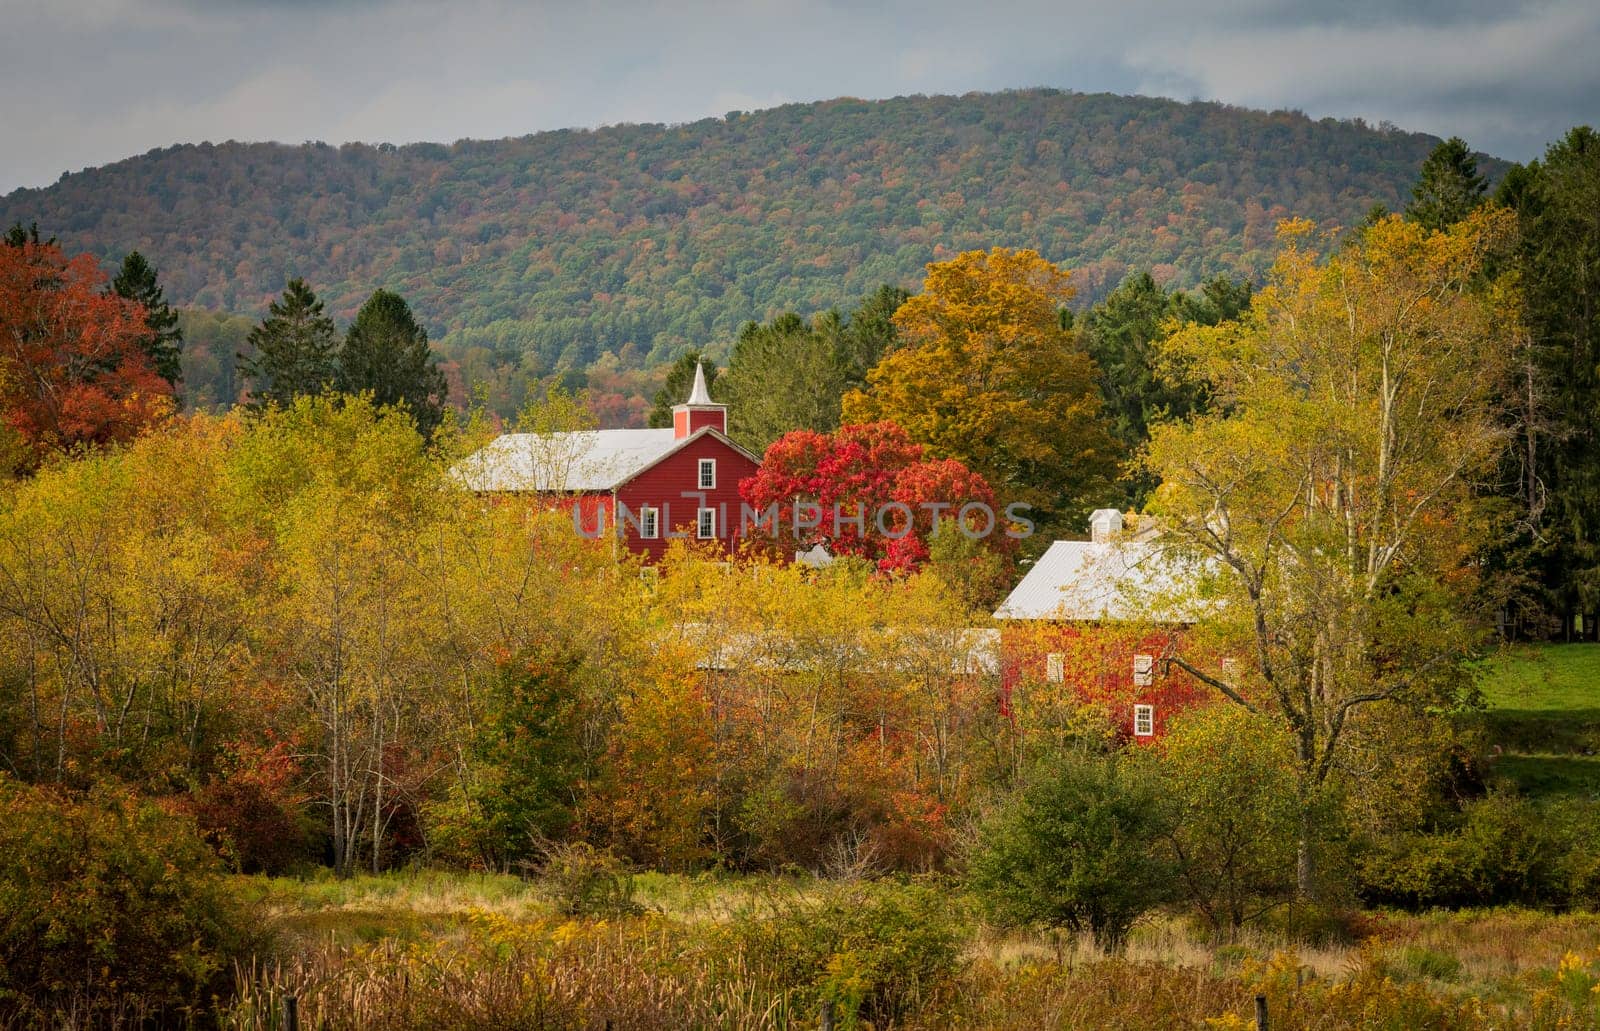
[1133,653,1155,687]
[1134,704,1155,737]
[1220,657,1240,679]
[639,566,659,586]
[697,507,717,539]
[1045,652,1065,683]
[699,458,717,490]
[639,506,659,539]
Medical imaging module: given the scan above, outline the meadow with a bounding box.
[204,869,1600,1030]
[198,644,1600,1030]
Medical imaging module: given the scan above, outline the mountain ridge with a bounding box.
[1,89,1494,376]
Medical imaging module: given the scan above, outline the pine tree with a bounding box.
[1503,128,1600,635]
[111,251,183,385]
[337,289,447,435]
[239,278,339,409]
[646,349,719,428]
[721,312,848,452]
[3,222,51,248]
[1405,136,1487,232]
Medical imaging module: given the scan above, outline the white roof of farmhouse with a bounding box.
[455,424,759,493]
[993,539,1205,622]
[454,427,678,492]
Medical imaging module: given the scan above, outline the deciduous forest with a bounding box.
[1,90,1480,417]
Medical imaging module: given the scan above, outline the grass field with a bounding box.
[1477,643,1600,799]
[220,870,1600,1029]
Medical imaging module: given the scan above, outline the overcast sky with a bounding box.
[1,0,1595,194]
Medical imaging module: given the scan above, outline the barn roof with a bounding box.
[454,425,759,493]
[993,539,1206,622]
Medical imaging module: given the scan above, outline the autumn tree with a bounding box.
[111,251,183,386]
[843,248,1118,542]
[739,421,1010,572]
[1405,136,1488,234]
[225,395,445,875]
[0,235,172,472]
[1141,209,1520,896]
[239,278,338,409]
[338,288,448,436]
[0,416,252,786]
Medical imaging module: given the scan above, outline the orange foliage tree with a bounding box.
[843,247,1118,542]
[0,237,172,472]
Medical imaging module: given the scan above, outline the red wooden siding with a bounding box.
[673,408,727,438]
[999,623,1222,742]
[616,435,761,561]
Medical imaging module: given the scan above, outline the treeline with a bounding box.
[3,91,1460,383]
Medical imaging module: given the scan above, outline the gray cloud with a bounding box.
[1,0,1594,193]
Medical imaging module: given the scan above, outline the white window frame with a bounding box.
[1045,652,1065,684]
[1220,657,1240,680]
[1133,653,1155,688]
[1133,704,1155,737]
[638,566,659,586]
[639,506,659,540]
[698,458,717,490]
[697,507,717,539]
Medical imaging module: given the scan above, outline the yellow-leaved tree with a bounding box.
[1141,209,1521,897]
[842,247,1119,542]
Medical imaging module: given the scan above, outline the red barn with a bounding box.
[457,363,762,560]
[994,509,1224,742]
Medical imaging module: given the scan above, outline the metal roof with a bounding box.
[454,424,760,493]
[454,427,681,492]
[993,539,1203,622]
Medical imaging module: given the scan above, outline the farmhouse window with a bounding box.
[699,458,717,490]
[1134,704,1155,737]
[639,506,659,539]
[697,507,717,539]
[1133,653,1155,687]
[1046,652,1065,683]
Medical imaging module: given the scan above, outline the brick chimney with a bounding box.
[672,361,727,438]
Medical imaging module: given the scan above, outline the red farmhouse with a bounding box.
[993,508,1221,742]
[457,363,761,560]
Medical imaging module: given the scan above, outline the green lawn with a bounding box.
[1476,643,1600,798]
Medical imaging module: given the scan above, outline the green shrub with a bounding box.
[727,879,964,1027]
[1144,706,1302,934]
[0,776,259,1022]
[966,752,1175,949]
[1353,793,1600,908]
[539,841,643,918]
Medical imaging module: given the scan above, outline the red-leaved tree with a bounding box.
[739,421,1011,571]
[0,237,172,472]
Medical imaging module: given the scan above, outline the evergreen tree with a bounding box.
[338,288,448,436]
[1500,127,1600,635]
[1080,272,1250,505]
[646,349,719,428]
[722,312,848,453]
[3,222,51,248]
[111,251,183,385]
[1405,136,1487,233]
[837,284,911,388]
[238,278,338,410]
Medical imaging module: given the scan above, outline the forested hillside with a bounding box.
[2,90,1487,380]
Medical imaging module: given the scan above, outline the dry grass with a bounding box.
[15,872,1600,1029]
